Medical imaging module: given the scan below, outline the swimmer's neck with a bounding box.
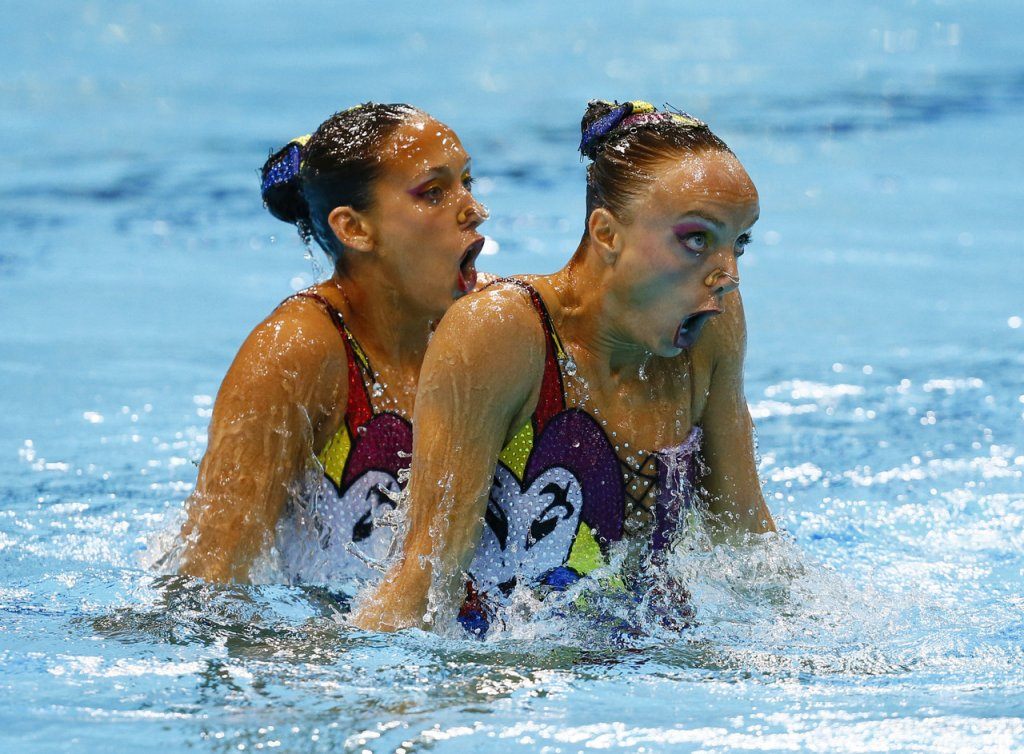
[542,255,655,375]
[326,269,432,376]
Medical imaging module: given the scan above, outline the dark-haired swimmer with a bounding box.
[354,101,776,633]
[173,103,487,583]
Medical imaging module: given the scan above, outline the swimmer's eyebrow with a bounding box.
[410,158,473,187]
[675,209,760,230]
[674,210,725,229]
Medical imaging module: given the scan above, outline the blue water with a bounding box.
[2,1,1023,751]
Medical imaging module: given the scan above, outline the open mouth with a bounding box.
[673,307,721,349]
[456,236,485,294]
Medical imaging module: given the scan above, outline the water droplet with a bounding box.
[563,356,578,376]
[639,352,652,381]
[371,382,384,398]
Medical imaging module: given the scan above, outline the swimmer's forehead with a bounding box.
[643,150,759,228]
[379,117,470,183]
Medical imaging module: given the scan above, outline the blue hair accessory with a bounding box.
[579,102,633,156]
[260,135,311,196]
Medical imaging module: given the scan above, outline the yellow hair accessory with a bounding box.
[628,101,656,114]
[669,113,703,127]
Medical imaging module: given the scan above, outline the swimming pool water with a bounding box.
[2,1,1023,751]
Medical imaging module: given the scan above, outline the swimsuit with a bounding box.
[276,292,412,585]
[459,279,702,633]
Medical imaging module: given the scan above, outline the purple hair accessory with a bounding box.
[619,112,673,130]
[619,110,704,130]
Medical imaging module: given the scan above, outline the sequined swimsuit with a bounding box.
[276,292,412,585]
[459,279,703,632]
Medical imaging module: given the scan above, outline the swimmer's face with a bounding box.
[362,117,486,319]
[608,148,758,356]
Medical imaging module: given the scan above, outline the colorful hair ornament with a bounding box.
[580,101,633,157]
[260,134,311,196]
[580,100,702,157]
[664,104,705,128]
[620,109,705,131]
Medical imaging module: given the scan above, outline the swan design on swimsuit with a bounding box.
[279,412,412,584]
[467,409,625,595]
[459,404,704,633]
[470,465,584,592]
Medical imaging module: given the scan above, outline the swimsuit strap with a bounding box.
[482,278,566,432]
[288,291,374,432]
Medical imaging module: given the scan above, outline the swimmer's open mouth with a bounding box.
[457,236,485,294]
[674,307,721,349]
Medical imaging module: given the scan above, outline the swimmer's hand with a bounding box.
[350,557,436,631]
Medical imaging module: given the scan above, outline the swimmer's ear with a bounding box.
[587,207,622,266]
[327,206,375,253]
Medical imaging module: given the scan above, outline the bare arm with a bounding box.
[351,288,544,631]
[175,299,346,582]
[697,291,776,536]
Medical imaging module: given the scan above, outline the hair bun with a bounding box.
[260,135,311,225]
[579,100,659,160]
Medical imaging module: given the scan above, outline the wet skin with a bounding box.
[353,147,776,632]
[341,118,488,323]
[175,116,486,583]
[600,150,759,358]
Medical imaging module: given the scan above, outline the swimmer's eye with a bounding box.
[676,231,708,254]
[735,233,752,257]
[462,173,474,191]
[418,184,444,204]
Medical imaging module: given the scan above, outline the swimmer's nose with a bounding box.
[717,269,740,296]
[458,199,488,230]
[705,258,740,296]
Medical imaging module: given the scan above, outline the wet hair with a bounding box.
[260,103,423,263]
[578,100,732,229]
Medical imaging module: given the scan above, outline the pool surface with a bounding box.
[2,2,1023,751]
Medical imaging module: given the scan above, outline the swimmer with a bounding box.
[353,101,776,632]
[172,103,487,583]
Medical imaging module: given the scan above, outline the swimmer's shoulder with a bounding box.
[224,289,349,406]
[431,276,550,385]
[261,289,349,364]
[438,280,548,355]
